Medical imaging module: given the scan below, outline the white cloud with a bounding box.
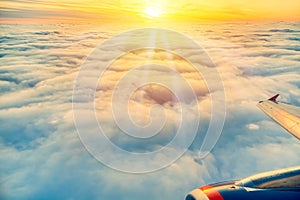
[0,22,300,199]
[246,123,260,130]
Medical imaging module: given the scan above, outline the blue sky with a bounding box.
[0,22,300,199]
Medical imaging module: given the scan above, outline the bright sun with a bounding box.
[144,4,162,18]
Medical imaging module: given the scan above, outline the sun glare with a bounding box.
[144,4,162,18]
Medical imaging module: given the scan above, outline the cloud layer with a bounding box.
[0,22,300,199]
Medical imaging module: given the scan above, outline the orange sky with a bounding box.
[1,0,300,23]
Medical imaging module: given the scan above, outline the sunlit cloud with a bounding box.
[0,21,300,199]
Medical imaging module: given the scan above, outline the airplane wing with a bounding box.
[257,94,300,140]
[185,166,300,200]
[185,95,300,200]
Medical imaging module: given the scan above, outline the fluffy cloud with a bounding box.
[0,22,300,199]
[246,123,260,130]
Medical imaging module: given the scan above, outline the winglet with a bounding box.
[268,94,279,102]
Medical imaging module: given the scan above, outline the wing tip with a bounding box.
[268,94,280,102]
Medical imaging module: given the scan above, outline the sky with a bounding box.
[0,0,300,23]
[0,1,300,200]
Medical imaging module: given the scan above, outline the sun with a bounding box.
[144,4,162,18]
